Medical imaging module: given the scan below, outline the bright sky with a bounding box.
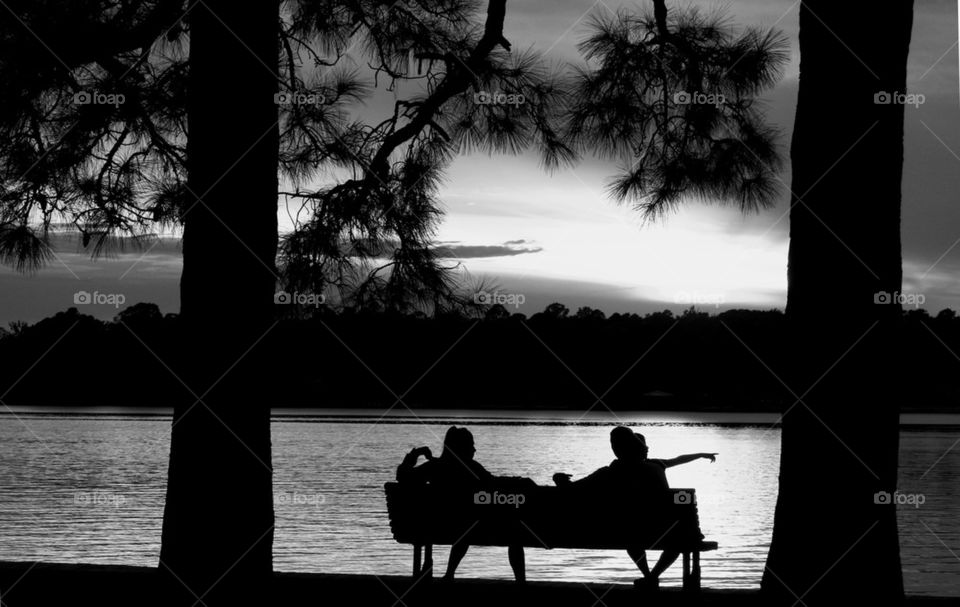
[1,0,958,323]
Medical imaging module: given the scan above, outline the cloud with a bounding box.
[432,241,543,259]
[337,238,544,259]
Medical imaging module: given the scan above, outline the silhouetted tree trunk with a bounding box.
[763,2,914,604]
[160,1,279,604]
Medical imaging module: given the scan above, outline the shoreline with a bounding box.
[0,562,955,606]
[1,407,959,429]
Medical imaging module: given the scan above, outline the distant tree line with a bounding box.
[2,302,957,411]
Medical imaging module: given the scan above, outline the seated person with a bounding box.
[397,426,528,582]
[553,426,716,590]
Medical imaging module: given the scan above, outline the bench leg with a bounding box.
[692,551,701,592]
[682,552,691,591]
[413,544,422,576]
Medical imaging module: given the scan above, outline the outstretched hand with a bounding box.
[703,453,718,463]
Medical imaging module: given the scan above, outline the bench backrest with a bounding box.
[384,482,705,550]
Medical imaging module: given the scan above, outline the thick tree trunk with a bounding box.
[160,1,279,604]
[763,2,914,604]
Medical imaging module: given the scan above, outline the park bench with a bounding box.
[384,481,718,591]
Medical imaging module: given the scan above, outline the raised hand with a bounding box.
[404,446,432,462]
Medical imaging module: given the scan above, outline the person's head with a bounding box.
[610,426,638,460]
[633,432,649,460]
[441,426,477,461]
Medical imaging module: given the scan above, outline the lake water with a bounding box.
[0,409,957,595]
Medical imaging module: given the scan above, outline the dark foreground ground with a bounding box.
[0,562,955,607]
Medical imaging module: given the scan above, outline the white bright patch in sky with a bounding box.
[437,145,790,308]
